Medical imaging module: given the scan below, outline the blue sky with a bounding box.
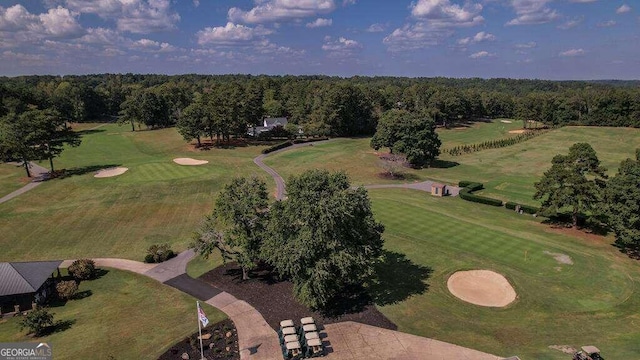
[0,0,638,79]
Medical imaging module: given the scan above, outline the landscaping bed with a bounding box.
[199,263,396,331]
[158,318,239,360]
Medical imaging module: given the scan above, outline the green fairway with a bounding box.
[0,268,225,359]
[0,124,270,261]
[369,189,640,359]
[266,125,640,205]
[437,119,524,148]
[0,163,26,198]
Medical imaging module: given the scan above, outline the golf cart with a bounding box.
[573,346,603,360]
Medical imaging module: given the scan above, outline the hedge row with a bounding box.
[505,201,539,214]
[458,181,503,207]
[261,137,329,154]
[444,129,549,156]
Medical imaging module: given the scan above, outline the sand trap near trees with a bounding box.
[447,270,516,307]
[94,167,128,178]
[500,120,513,123]
[173,158,209,166]
[508,129,528,134]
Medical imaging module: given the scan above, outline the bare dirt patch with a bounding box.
[549,345,577,354]
[94,167,128,178]
[543,251,574,265]
[447,270,516,307]
[173,158,209,166]
[508,129,528,134]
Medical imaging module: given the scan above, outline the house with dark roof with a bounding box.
[0,261,61,315]
[248,117,289,137]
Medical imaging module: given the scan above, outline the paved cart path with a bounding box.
[0,162,50,205]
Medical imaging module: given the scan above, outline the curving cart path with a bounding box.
[253,140,461,199]
[60,251,507,359]
[0,162,50,205]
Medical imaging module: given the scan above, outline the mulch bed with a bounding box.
[199,263,397,331]
[158,319,239,360]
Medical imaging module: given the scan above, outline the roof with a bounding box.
[581,346,600,354]
[0,261,62,297]
[264,117,288,127]
[432,183,446,188]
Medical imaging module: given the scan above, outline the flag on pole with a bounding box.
[198,302,209,327]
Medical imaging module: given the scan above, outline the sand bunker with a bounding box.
[508,129,528,134]
[500,120,513,123]
[94,167,128,178]
[447,270,517,307]
[173,158,209,166]
[544,251,574,265]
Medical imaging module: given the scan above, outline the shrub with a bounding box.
[261,141,293,154]
[146,244,175,263]
[458,182,503,207]
[505,201,539,214]
[21,308,54,337]
[56,280,78,300]
[505,201,517,210]
[68,259,96,280]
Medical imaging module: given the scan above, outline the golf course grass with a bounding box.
[0,163,27,198]
[0,268,225,359]
[266,124,640,205]
[369,189,640,359]
[0,124,270,261]
[438,119,524,148]
[2,120,640,359]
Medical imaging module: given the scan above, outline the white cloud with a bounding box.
[515,41,537,49]
[228,0,337,24]
[64,0,180,33]
[383,23,453,51]
[469,50,494,58]
[39,6,82,37]
[457,31,495,45]
[196,22,272,45]
[597,20,616,27]
[0,4,39,31]
[306,18,332,28]
[342,0,356,5]
[322,36,361,51]
[557,16,583,29]
[78,27,124,44]
[130,38,176,52]
[506,0,560,26]
[1,50,46,63]
[366,23,385,32]
[193,0,200,7]
[559,48,585,57]
[411,0,484,28]
[616,4,631,14]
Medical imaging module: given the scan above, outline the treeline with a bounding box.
[2,75,640,140]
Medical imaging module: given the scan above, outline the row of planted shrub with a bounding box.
[458,181,540,214]
[444,129,549,156]
[261,137,329,154]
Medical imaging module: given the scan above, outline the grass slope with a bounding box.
[0,124,269,261]
[0,269,225,359]
[0,163,27,198]
[370,189,640,359]
[266,125,640,205]
[438,119,524,148]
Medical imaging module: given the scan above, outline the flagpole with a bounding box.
[197,301,205,360]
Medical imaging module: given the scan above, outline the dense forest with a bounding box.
[1,74,639,141]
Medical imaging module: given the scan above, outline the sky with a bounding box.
[0,0,638,79]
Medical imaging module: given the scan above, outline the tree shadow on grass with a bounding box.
[42,319,76,336]
[55,164,122,179]
[76,129,106,136]
[369,251,433,306]
[430,159,460,169]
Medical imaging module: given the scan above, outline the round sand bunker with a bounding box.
[447,270,516,307]
[508,129,528,134]
[94,167,128,178]
[173,158,209,166]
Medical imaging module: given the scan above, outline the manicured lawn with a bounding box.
[0,163,27,198]
[0,124,270,261]
[0,269,225,359]
[369,189,640,359]
[437,119,524,148]
[266,126,640,205]
[187,252,224,279]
